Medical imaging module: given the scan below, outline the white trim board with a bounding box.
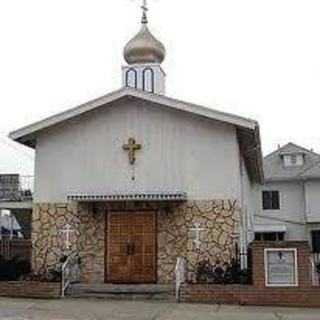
[264,248,299,288]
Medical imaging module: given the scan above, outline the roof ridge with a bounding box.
[264,142,320,160]
[9,87,258,145]
[264,142,292,159]
[285,142,320,156]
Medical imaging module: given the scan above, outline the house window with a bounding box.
[255,232,285,241]
[125,68,138,89]
[142,67,154,93]
[291,155,297,165]
[311,230,320,253]
[262,191,280,210]
[282,154,304,167]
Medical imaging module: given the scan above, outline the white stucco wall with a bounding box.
[34,99,243,203]
[255,181,308,241]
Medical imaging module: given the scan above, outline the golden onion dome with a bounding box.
[124,21,166,65]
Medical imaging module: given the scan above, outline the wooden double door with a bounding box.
[106,211,157,283]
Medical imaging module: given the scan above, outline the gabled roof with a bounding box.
[9,87,264,183]
[298,160,320,179]
[10,87,258,143]
[264,142,320,182]
[279,144,311,156]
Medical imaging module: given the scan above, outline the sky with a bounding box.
[0,0,320,175]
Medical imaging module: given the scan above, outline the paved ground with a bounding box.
[0,298,320,320]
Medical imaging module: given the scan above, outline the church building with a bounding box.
[9,4,263,284]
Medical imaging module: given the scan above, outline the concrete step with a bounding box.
[67,284,175,301]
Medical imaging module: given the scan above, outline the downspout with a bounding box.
[302,179,308,223]
[237,125,264,269]
[239,156,248,269]
[302,179,310,244]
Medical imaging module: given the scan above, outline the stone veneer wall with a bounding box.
[32,203,105,283]
[32,200,240,284]
[158,200,240,283]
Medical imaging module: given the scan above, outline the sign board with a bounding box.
[264,248,298,287]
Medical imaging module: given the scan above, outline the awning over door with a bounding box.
[254,224,287,233]
[67,192,187,202]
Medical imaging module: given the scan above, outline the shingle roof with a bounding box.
[298,160,320,179]
[264,143,320,181]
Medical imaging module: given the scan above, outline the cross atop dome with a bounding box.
[141,0,148,24]
[122,0,166,94]
[124,0,165,65]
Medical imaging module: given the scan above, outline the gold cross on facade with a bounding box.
[123,138,142,165]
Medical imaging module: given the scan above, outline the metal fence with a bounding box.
[313,252,320,264]
[311,253,320,286]
[0,211,32,263]
[0,175,34,202]
[0,238,32,261]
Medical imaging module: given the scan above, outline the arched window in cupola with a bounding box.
[126,68,138,89]
[142,67,154,93]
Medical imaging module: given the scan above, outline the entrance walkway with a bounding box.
[0,297,319,320]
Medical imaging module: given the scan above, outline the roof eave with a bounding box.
[237,125,264,184]
[264,176,320,183]
[9,87,258,148]
[254,125,265,184]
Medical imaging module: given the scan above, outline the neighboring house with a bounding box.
[0,174,33,240]
[254,143,320,253]
[9,8,263,283]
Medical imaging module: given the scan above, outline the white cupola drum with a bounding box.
[122,0,166,95]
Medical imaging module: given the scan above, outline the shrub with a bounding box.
[195,258,252,285]
[0,255,31,281]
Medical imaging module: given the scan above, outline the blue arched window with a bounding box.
[126,68,138,88]
[142,68,154,93]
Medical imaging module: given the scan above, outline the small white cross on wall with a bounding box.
[60,224,75,250]
[190,223,206,249]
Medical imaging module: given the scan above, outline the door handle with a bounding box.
[126,242,135,255]
[126,242,131,256]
